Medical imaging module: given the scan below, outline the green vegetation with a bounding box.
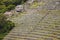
[30,1,46,8]
[0,14,15,40]
[0,0,27,39]
[0,0,27,13]
[30,1,38,8]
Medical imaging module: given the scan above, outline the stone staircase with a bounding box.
[3,0,60,40]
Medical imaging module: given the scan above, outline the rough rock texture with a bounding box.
[3,0,60,40]
[15,5,24,12]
